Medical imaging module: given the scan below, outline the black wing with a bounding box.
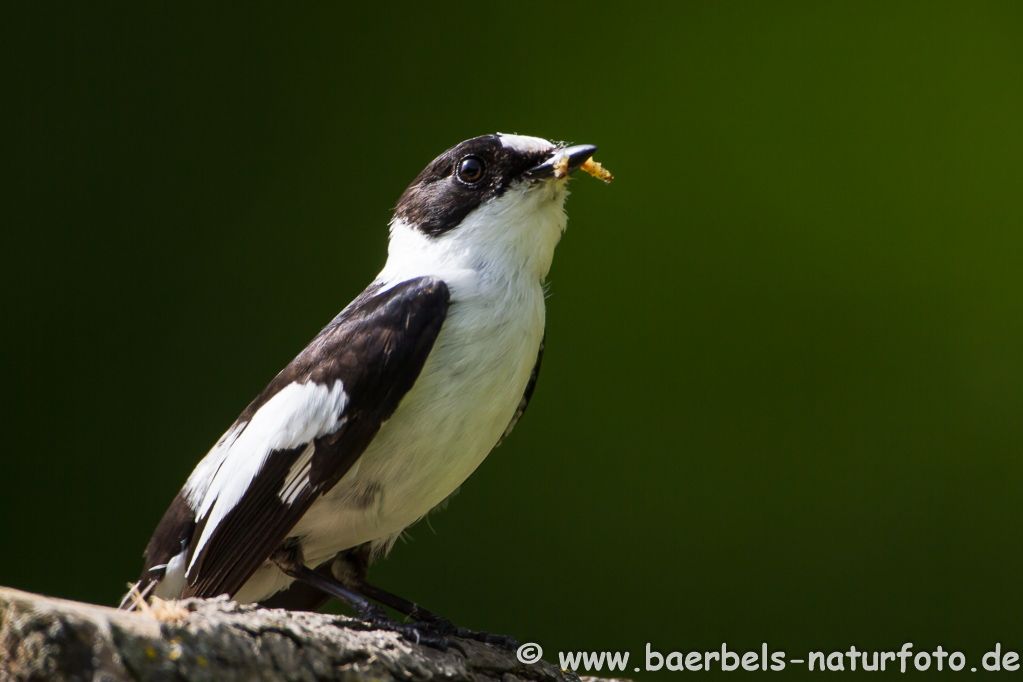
[137,277,449,601]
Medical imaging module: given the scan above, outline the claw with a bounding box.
[358,611,459,652]
[410,618,519,651]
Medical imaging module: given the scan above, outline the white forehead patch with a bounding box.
[497,133,554,154]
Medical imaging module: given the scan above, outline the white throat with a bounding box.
[377,179,570,291]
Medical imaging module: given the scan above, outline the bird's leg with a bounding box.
[269,548,385,622]
[355,579,520,650]
[327,545,517,650]
[269,547,458,652]
[356,580,447,624]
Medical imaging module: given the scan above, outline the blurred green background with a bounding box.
[2,2,1022,678]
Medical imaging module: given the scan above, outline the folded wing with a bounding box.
[134,277,450,602]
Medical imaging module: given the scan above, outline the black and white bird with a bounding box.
[121,133,609,642]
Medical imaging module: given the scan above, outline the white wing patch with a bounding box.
[278,441,315,505]
[276,411,344,507]
[183,422,247,509]
[186,380,348,574]
[497,133,554,154]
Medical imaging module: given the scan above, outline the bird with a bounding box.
[120,133,610,644]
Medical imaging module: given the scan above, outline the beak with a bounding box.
[525,144,599,180]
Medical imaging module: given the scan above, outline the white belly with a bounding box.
[289,272,545,569]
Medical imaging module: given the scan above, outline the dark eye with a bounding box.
[456,155,485,184]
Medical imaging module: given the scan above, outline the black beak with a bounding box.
[525,144,599,180]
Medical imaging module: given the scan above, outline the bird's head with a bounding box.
[382,133,605,285]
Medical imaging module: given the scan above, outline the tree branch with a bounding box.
[0,587,618,682]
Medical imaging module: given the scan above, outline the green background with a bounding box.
[3,2,1022,678]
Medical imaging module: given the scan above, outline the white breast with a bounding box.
[297,269,544,560]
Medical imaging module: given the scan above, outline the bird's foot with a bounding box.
[354,604,464,653]
[445,626,519,650]
[407,612,519,650]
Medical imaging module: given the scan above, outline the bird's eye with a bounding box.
[456,156,485,184]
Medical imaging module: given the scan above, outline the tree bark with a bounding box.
[0,587,624,682]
